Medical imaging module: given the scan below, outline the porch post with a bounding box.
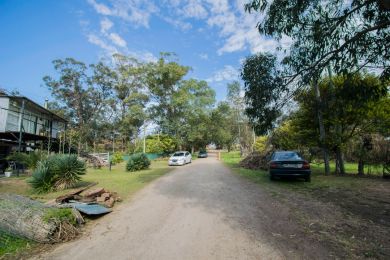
[18,99,25,153]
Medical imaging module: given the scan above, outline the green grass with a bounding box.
[0,159,172,202]
[221,151,383,192]
[311,161,382,175]
[0,231,33,258]
[81,159,171,200]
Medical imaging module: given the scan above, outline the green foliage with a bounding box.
[293,74,388,150]
[44,58,113,149]
[254,136,269,153]
[209,102,236,150]
[241,53,286,134]
[111,152,124,164]
[28,160,53,193]
[6,152,44,170]
[43,208,77,226]
[50,155,86,190]
[28,154,86,193]
[110,54,149,142]
[126,153,151,172]
[245,0,390,82]
[146,135,177,155]
[146,54,216,149]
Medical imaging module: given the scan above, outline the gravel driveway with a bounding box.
[37,157,332,260]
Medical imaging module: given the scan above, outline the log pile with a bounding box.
[79,188,122,208]
[56,187,122,208]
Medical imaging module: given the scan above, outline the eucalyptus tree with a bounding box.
[291,73,388,174]
[241,53,286,135]
[209,102,237,151]
[245,0,390,83]
[227,81,253,155]
[177,79,216,152]
[243,0,390,174]
[44,58,112,153]
[109,54,149,150]
[145,53,190,141]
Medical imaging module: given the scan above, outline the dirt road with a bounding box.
[37,157,333,260]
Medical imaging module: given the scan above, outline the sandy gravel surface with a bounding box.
[35,157,332,260]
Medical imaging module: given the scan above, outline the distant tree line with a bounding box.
[44,53,249,155]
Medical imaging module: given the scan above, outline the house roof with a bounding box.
[0,95,67,123]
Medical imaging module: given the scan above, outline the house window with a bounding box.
[6,102,20,131]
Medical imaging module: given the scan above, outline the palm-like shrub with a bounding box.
[126,153,150,172]
[28,160,54,193]
[28,154,86,193]
[51,155,86,190]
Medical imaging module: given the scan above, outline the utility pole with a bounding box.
[112,133,115,153]
[18,99,25,153]
[62,128,66,154]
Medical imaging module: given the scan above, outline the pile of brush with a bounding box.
[239,151,273,170]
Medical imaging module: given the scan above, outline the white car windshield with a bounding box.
[173,152,185,157]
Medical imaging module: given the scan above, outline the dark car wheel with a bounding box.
[269,174,275,181]
[305,175,311,182]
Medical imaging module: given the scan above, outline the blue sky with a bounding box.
[0,0,287,104]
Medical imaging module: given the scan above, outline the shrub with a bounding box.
[50,155,86,190]
[28,160,53,193]
[28,154,86,193]
[126,153,151,172]
[6,152,44,170]
[254,136,268,153]
[111,152,124,164]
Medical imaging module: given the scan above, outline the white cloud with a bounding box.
[162,0,286,55]
[87,0,158,28]
[100,17,113,33]
[86,0,289,58]
[108,32,127,47]
[181,0,208,19]
[87,0,113,15]
[87,33,118,55]
[207,65,238,82]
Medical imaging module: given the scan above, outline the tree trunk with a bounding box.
[77,139,81,157]
[335,147,345,175]
[358,159,365,176]
[191,146,194,154]
[313,81,330,175]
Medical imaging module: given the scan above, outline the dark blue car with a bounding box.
[269,151,311,182]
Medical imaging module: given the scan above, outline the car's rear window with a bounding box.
[173,152,184,156]
[273,152,302,160]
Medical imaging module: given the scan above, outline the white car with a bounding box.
[168,151,192,166]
